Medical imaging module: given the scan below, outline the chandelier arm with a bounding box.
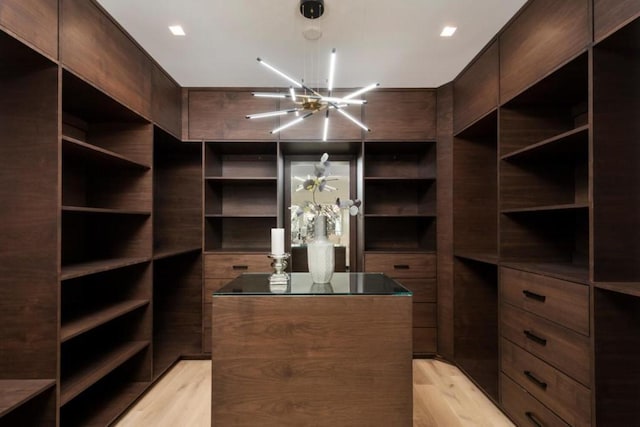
[270,107,326,134]
[246,108,301,119]
[335,108,371,132]
[342,83,381,100]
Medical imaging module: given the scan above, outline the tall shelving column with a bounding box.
[592,15,640,426]
[0,30,58,427]
[152,128,203,376]
[59,70,153,426]
[362,142,438,356]
[452,111,499,401]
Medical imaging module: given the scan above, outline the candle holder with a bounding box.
[268,253,290,290]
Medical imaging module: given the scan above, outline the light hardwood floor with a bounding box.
[115,359,514,426]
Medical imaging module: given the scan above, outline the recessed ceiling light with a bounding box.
[169,25,186,36]
[440,26,457,37]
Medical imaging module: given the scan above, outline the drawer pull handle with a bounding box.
[525,411,545,427]
[523,290,546,302]
[393,264,410,270]
[524,370,548,390]
[524,330,547,346]
[232,265,249,270]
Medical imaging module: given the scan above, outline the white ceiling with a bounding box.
[96,0,527,89]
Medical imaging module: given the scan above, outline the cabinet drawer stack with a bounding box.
[364,253,437,355]
[202,253,271,353]
[499,267,591,426]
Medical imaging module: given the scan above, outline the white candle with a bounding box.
[271,228,285,255]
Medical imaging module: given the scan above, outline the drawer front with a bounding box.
[203,278,229,354]
[501,304,590,386]
[501,374,571,427]
[204,253,271,278]
[501,339,591,426]
[501,267,589,335]
[396,278,436,302]
[413,327,437,354]
[364,253,436,278]
[413,303,437,328]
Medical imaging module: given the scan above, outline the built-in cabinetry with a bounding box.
[0,28,58,427]
[362,141,438,355]
[60,69,154,425]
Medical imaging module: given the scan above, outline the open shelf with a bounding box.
[62,205,151,216]
[594,282,640,298]
[204,176,277,182]
[500,125,588,161]
[62,135,150,170]
[501,202,589,214]
[454,258,499,401]
[204,216,276,252]
[61,257,150,281]
[60,340,149,405]
[454,252,499,265]
[204,143,277,178]
[364,217,436,252]
[61,300,150,343]
[364,141,436,179]
[0,379,56,417]
[153,246,202,261]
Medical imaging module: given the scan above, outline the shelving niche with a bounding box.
[499,52,589,283]
[363,142,436,252]
[204,142,278,252]
[60,70,153,425]
[0,29,58,426]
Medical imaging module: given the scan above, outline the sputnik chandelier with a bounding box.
[245,1,379,141]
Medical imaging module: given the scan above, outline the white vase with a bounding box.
[307,215,334,284]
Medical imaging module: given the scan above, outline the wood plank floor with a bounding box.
[115,359,514,426]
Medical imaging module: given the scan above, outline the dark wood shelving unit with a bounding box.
[204,142,278,252]
[363,141,437,252]
[60,340,149,406]
[60,67,153,421]
[0,29,59,426]
[500,124,588,161]
[501,261,589,284]
[594,282,640,298]
[61,300,150,342]
[0,379,56,417]
[501,202,589,214]
[153,246,202,261]
[454,252,499,265]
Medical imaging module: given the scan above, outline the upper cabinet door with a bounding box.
[152,64,182,139]
[499,0,590,104]
[365,90,437,141]
[0,0,58,59]
[60,0,152,118]
[187,90,278,141]
[594,0,640,42]
[453,42,499,134]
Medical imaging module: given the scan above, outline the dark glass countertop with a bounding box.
[213,273,412,296]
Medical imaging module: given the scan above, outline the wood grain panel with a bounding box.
[0,0,58,59]
[454,258,498,400]
[152,64,182,138]
[364,253,436,278]
[280,90,362,140]
[413,303,437,328]
[365,90,436,141]
[153,253,202,376]
[60,0,152,117]
[501,267,589,335]
[211,295,412,426]
[436,83,454,359]
[0,58,58,380]
[188,90,278,140]
[453,42,499,133]
[594,0,640,42]
[501,304,590,385]
[413,327,437,354]
[397,278,436,303]
[592,22,640,281]
[499,0,590,103]
[453,112,498,255]
[594,289,640,426]
[501,374,571,427]
[501,338,591,426]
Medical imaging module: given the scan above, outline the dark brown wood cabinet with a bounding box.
[499,0,590,103]
[60,0,152,118]
[0,0,58,59]
[152,65,183,139]
[187,90,278,141]
[364,90,437,141]
[0,29,59,426]
[594,0,640,42]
